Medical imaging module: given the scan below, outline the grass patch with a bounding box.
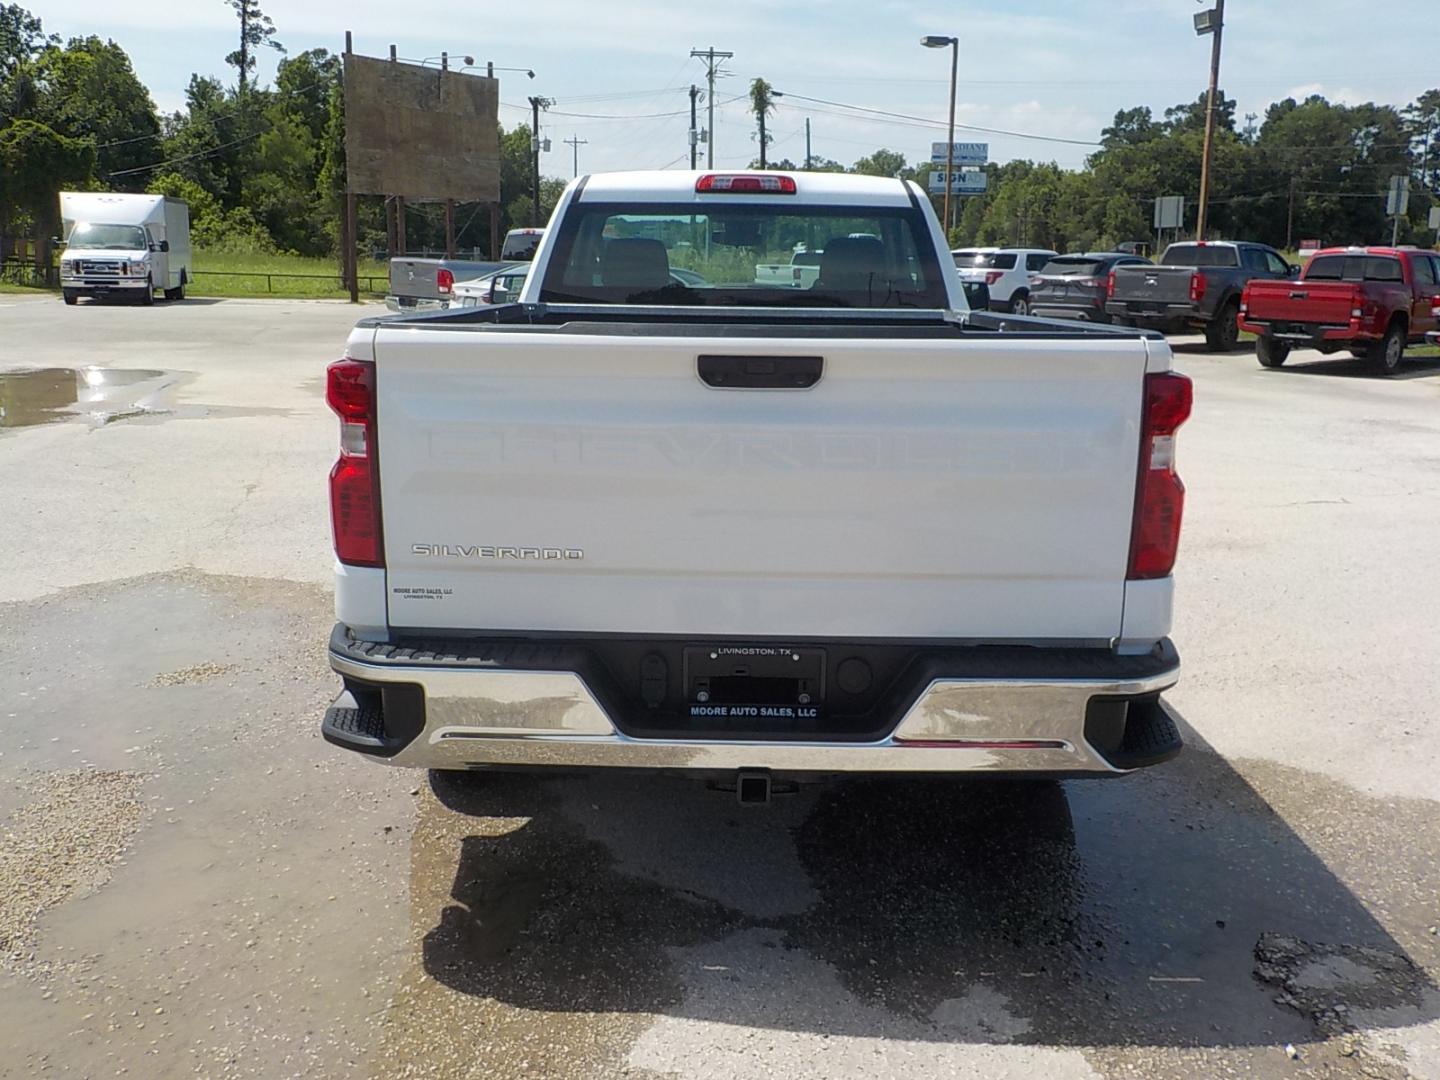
[187,251,389,299]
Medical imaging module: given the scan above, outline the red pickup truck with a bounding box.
[1239,247,1440,375]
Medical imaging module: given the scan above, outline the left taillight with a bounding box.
[1128,371,1193,580]
[437,268,454,296]
[326,358,383,567]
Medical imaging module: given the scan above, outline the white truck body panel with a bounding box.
[59,191,191,295]
[367,327,1149,642]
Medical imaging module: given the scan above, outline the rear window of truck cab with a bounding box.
[539,202,949,308]
[1161,244,1239,267]
[1305,255,1403,282]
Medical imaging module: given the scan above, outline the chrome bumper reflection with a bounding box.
[329,650,1178,774]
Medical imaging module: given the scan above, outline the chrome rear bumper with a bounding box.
[324,630,1181,776]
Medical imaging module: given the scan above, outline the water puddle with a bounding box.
[0,367,286,430]
[0,367,171,429]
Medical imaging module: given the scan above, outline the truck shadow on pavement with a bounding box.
[418,720,1439,1054]
[1271,355,1440,381]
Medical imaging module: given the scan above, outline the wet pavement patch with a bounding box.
[0,366,288,429]
[0,367,168,428]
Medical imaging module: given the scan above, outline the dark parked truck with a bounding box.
[1106,241,1295,351]
[1239,247,1440,375]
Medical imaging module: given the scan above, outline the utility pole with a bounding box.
[528,95,553,226]
[689,85,700,168]
[1195,0,1225,241]
[690,47,733,169]
[564,135,587,178]
[805,117,811,170]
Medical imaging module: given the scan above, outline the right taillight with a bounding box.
[1189,272,1206,303]
[1106,270,1116,298]
[326,358,383,567]
[437,268,454,296]
[1128,371,1193,580]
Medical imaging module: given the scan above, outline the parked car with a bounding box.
[452,266,530,307]
[1239,247,1440,375]
[1029,252,1152,323]
[320,169,1190,795]
[58,191,191,306]
[1105,240,1295,351]
[952,247,1058,314]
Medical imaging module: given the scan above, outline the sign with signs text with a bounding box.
[928,169,988,195]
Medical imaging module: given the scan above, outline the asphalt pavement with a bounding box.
[1,294,1437,1079]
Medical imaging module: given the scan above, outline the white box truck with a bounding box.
[58,192,191,306]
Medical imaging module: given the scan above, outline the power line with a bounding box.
[106,130,262,178]
[772,91,1103,147]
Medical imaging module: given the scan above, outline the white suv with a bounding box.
[953,247,1058,314]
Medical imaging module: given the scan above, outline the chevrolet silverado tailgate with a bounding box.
[370,326,1150,641]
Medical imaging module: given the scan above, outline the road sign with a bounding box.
[930,142,988,166]
[1385,175,1409,217]
[928,169,987,194]
[1429,206,1440,230]
[1153,195,1185,230]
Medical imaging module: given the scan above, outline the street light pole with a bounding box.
[1195,0,1225,241]
[922,35,959,238]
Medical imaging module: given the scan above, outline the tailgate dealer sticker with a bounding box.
[689,704,819,719]
[391,587,453,601]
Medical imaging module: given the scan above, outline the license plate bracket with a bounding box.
[683,645,826,722]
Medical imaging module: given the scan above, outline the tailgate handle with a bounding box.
[1289,291,1307,299]
[697,354,823,389]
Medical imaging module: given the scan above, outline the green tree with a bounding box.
[224,0,283,98]
[0,117,94,269]
[28,36,160,186]
[850,148,908,178]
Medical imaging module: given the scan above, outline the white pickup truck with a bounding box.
[322,170,1191,802]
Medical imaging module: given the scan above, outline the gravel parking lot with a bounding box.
[1,295,1438,1079]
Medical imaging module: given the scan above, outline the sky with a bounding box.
[23,0,1440,178]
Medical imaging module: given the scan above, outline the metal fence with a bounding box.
[186,270,388,294]
[1,258,53,287]
[0,260,388,295]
